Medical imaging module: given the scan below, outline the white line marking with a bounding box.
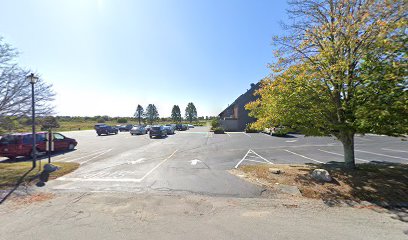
[235,150,251,168]
[245,159,269,164]
[190,159,201,165]
[80,149,112,164]
[234,149,273,168]
[355,137,373,141]
[58,150,178,183]
[64,149,109,162]
[382,148,408,153]
[128,158,146,164]
[57,177,143,183]
[250,150,273,164]
[137,149,178,182]
[355,150,408,160]
[285,140,297,143]
[318,149,370,162]
[226,132,231,137]
[284,149,324,164]
[243,132,251,138]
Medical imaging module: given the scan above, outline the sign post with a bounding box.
[46,130,54,164]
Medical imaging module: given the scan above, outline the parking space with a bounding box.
[2,127,406,196]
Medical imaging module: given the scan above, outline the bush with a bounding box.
[96,118,105,123]
[245,123,258,133]
[211,119,220,130]
[40,116,60,130]
[117,118,128,123]
[272,127,289,137]
[213,127,225,134]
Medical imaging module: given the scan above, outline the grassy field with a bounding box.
[235,163,408,206]
[3,120,211,133]
[0,161,79,190]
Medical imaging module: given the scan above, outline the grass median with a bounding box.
[0,161,79,190]
[234,163,408,206]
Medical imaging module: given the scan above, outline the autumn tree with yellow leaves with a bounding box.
[247,0,407,168]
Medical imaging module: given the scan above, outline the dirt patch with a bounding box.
[231,163,408,206]
[11,192,55,205]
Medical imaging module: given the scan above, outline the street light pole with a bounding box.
[26,73,38,169]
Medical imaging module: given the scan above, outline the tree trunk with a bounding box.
[338,130,356,169]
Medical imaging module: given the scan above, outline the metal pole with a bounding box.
[31,82,36,169]
[48,129,51,164]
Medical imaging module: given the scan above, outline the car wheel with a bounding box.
[98,133,101,136]
[68,143,75,150]
[149,135,152,139]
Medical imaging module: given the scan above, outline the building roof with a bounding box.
[219,82,261,116]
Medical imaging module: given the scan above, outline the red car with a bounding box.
[0,132,77,159]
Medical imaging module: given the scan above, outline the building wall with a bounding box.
[219,119,239,131]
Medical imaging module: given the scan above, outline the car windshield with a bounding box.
[151,127,161,130]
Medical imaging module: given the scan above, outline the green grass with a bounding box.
[5,120,211,133]
[0,161,79,190]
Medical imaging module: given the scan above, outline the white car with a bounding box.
[188,124,194,128]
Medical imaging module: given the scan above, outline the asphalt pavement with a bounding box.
[1,127,407,239]
[12,126,404,196]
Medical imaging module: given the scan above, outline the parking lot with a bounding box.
[3,126,407,197]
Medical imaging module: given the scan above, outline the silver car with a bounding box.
[130,125,147,135]
[163,125,175,135]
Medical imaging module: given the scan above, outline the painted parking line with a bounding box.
[355,136,373,142]
[355,149,408,160]
[235,149,272,168]
[63,149,109,162]
[177,132,209,134]
[58,149,178,183]
[318,149,370,162]
[243,132,251,138]
[283,149,324,164]
[382,148,408,153]
[80,149,113,164]
[226,132,231,137]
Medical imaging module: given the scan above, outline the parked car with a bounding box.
[176,124,188,131]
[145,125,152,132]
[188,124,194,128]
[130,125,147,135]
[114,124,133,132]
[0,132,77,159]
[94,123,107,130]
[96,125,118,136]
[163,125,175,135]
[149,126,168,138]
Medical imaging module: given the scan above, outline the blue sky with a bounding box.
[0,0,288,117]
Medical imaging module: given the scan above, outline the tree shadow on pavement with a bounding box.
[0,167,34,204]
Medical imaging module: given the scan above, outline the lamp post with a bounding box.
[26,73,39,168]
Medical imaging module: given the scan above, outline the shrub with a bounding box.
[245,123,258,133]
[211,119,220,130]
[40,116,60,130]
[96,118,105,123]
[117,118,128,123]
[213,127,225,134]
[272,127,289,137]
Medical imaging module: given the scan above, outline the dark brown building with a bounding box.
[218,83,260,131]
